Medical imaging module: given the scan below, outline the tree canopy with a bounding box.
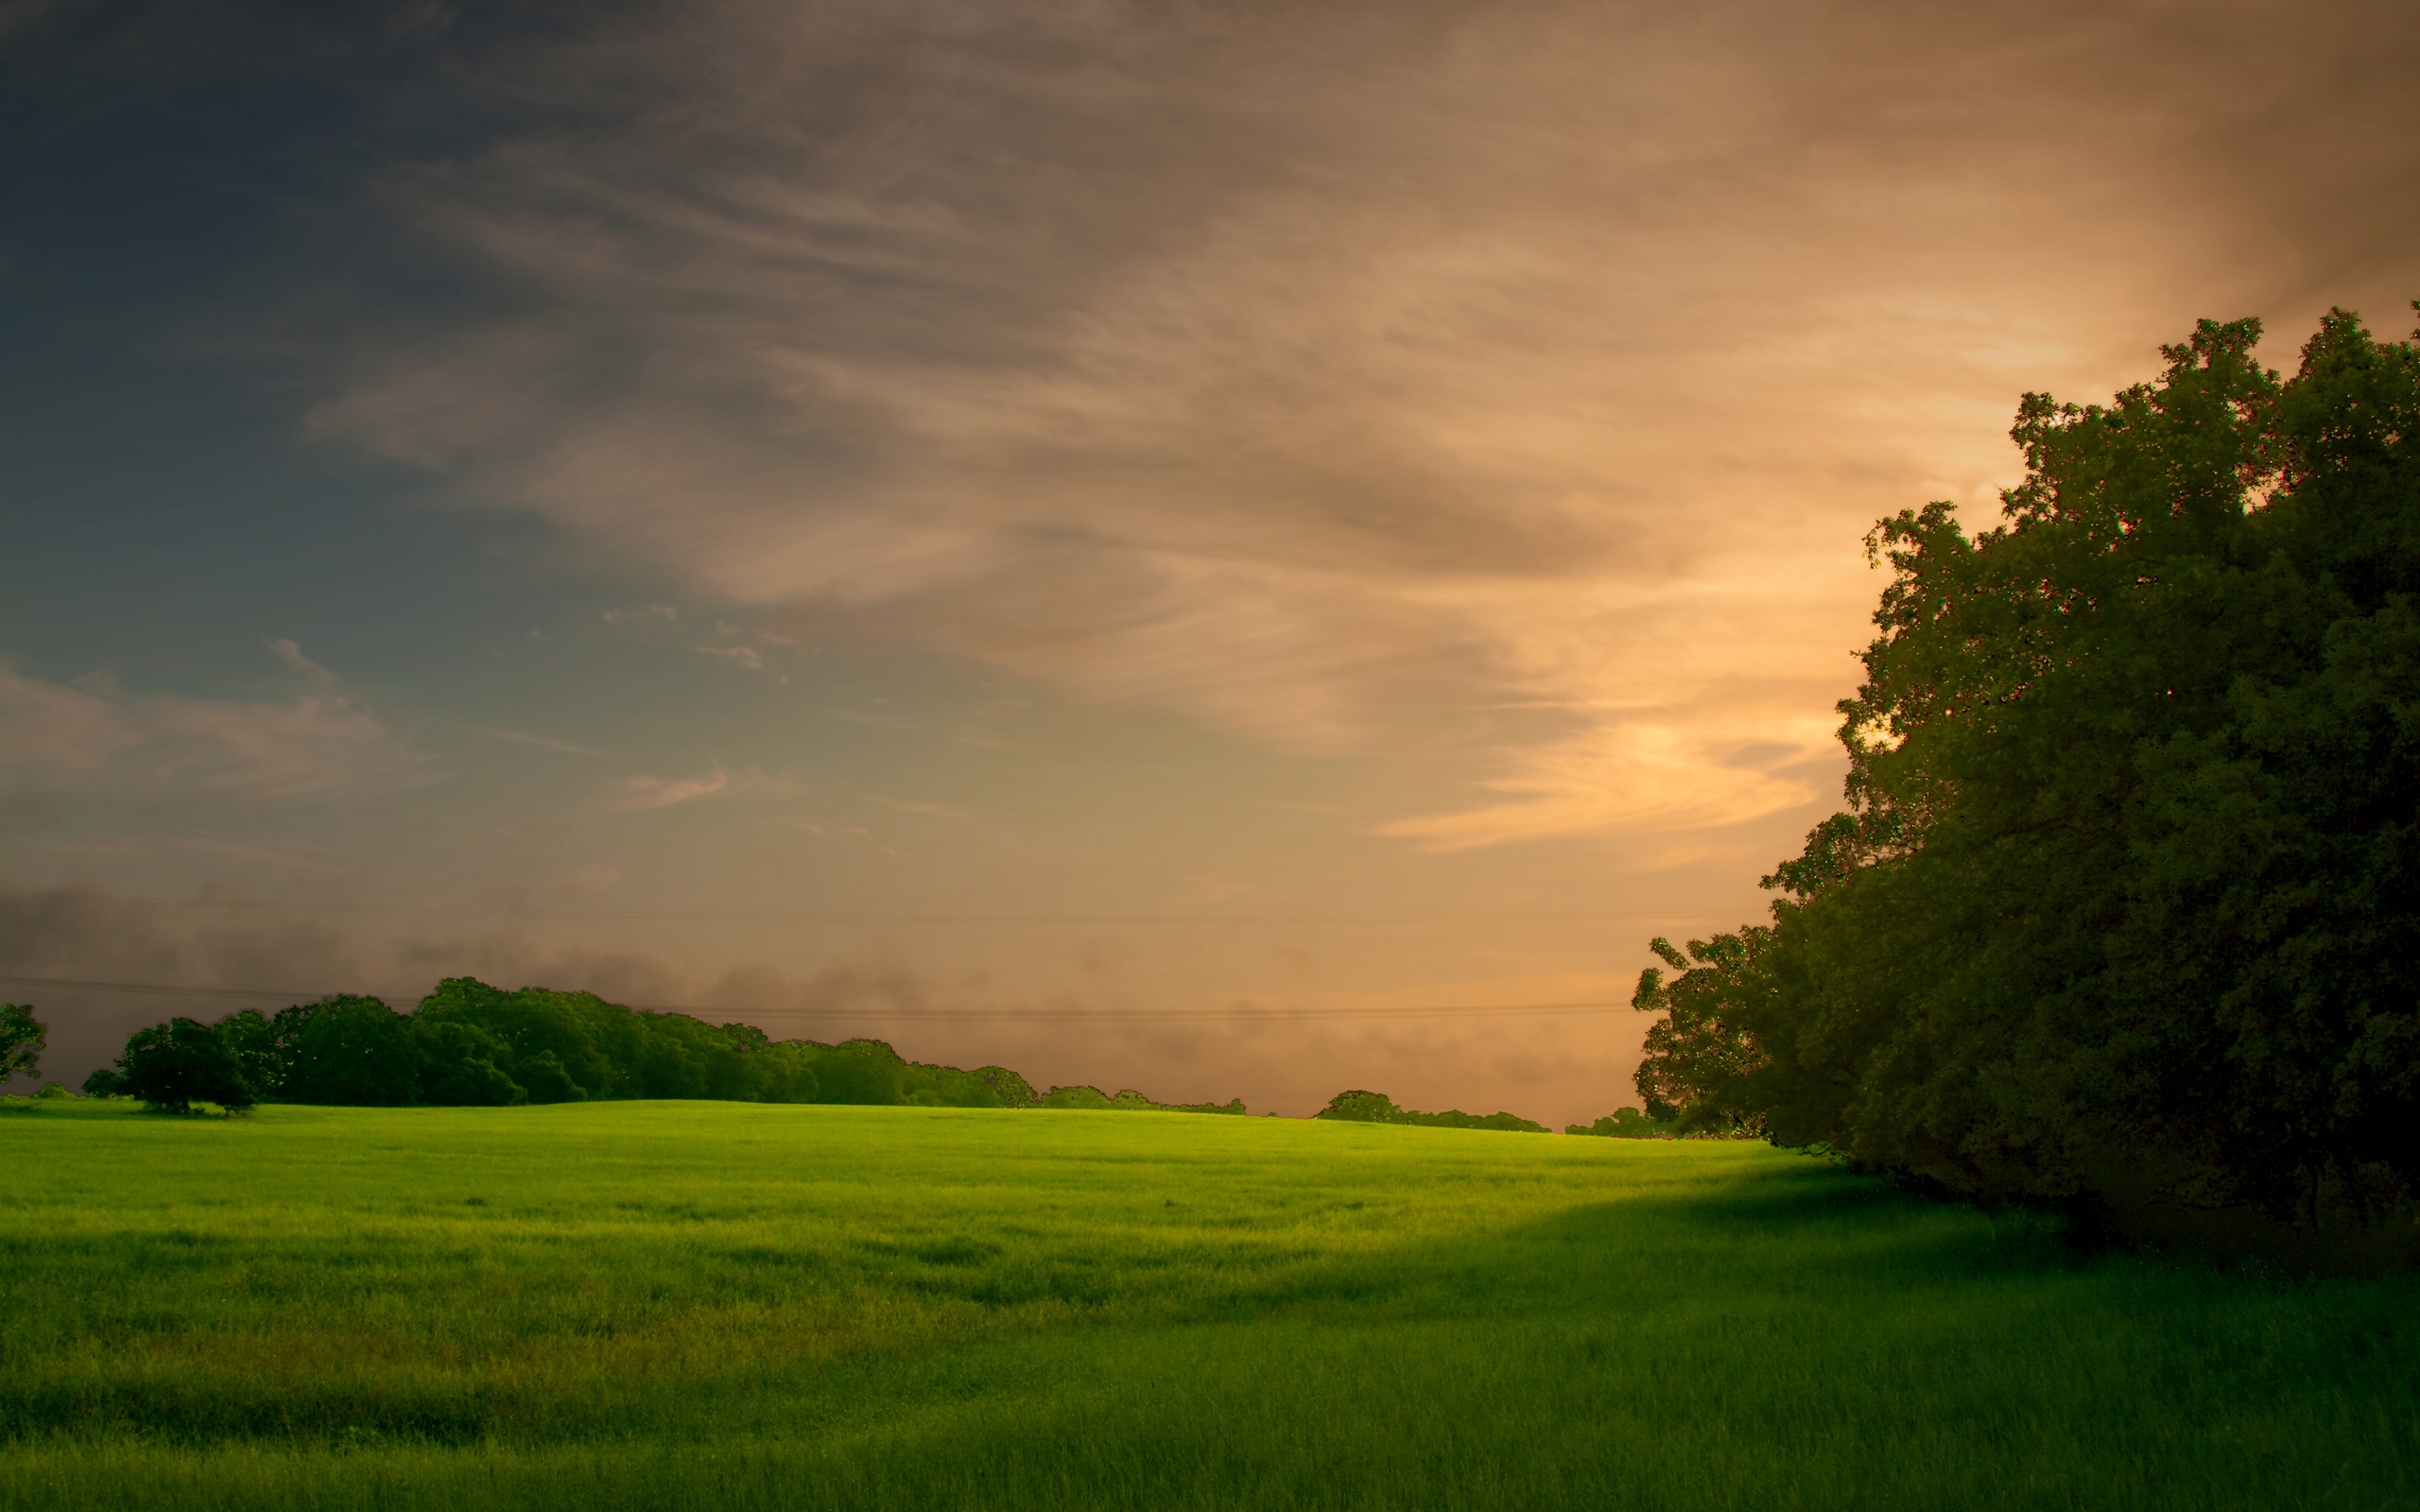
[0,1004,42,1084]
[1633,308,2420,1235]
[1565,1107,1679,1139]
[1314,1090,1547,1133]
[117,1017,257,1113]
[94,978,1245,1116]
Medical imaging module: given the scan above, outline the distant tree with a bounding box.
[98,974,1236,1120]
[282,996,419,1106]
[80,1067,124,1098]
[1315,1090,1547,1132]
[1317,1090,1406,1123]
[925,1063,1033,1108]
[809,1040,911,1105]
[117,1018,256,1113]
[1567,1108,1678,1139]
[212,1008,287,1099]
[514,1050,585,1104]
[968,1069,1035,1103]
[0,1004,43,1084]
[419,979,614,1100]
[415,1019,526,1106]
[1160,1096,1250,1115]
[1028,1082,1243,1112]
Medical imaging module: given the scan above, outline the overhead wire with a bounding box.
[96,896,1732,926]
[0,973,1626,1022]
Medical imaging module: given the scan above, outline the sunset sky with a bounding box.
[5,0,2418,1119]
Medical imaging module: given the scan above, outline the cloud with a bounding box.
[309,0,2420,846]
[694,644,763,669]
[867,796,977,823]
[607,763,794,812]
[31,833,347,872]
[601,604,679,624]
[1375,723,1822,852]
[267,638,337,692]
[0,881,368,1091]
[0,653,425,802]
[480,728,596,756]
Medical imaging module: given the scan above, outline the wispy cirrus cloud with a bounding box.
[311,0,2420,846]
[607,763,795,812]
[267,637,337,692]
[0,648,425,803]
[479,728,596,757]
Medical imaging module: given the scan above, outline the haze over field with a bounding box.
[5,0,2419,1121]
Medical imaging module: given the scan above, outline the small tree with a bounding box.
[1314,1090,1408,1124]
[117,1018,257,1113]
[1,1004,43,1085]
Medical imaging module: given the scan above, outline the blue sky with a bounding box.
[6,0,2418,1117]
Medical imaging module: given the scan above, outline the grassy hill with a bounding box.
[4,1098,2416,1509]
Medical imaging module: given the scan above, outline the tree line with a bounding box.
[1631,309,2420,1242]
[15,993,1646,1133]
[1565,1108,1682,1139]
[60,979,1253,1115]
[1313,1090,1549,1132]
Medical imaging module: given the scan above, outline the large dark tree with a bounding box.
[117,1018,256,1113]
[1634,309,2420,1229]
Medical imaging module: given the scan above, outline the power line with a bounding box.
[0,972,1626,1022]
[710,1002,1627,1022]
[0,975,302,1001]
[101,896,1732,926]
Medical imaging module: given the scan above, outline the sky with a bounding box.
[5,0,2419,1118]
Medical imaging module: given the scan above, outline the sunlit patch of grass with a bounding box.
[3,1098,2415,1509]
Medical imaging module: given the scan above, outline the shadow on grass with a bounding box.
[0,1149,2247,1453]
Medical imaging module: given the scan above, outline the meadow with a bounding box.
[3,1098,2415,1510]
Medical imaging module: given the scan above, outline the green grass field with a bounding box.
[4,1098,2416,1510]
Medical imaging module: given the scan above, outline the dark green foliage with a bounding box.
[116,1018,256,1113]
[923,1063,1039,1108]
[0,1004,42,1082]
[284,996,422,1106]
[1316,1089,1547,1132]
[1567,1108,1678,1139]
[79,1067,123,1098]
[1036,1085,1121,1109]
[104,976,1243,1115]
[805,1038,909,1105]
[1037,1084,1250,1113]
[1630,935,1772,1136]
[1155,1095,1249,1115]
[415,1021,527,1107]
[210,1008,285,1096]
[1633,308,2420,1237]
